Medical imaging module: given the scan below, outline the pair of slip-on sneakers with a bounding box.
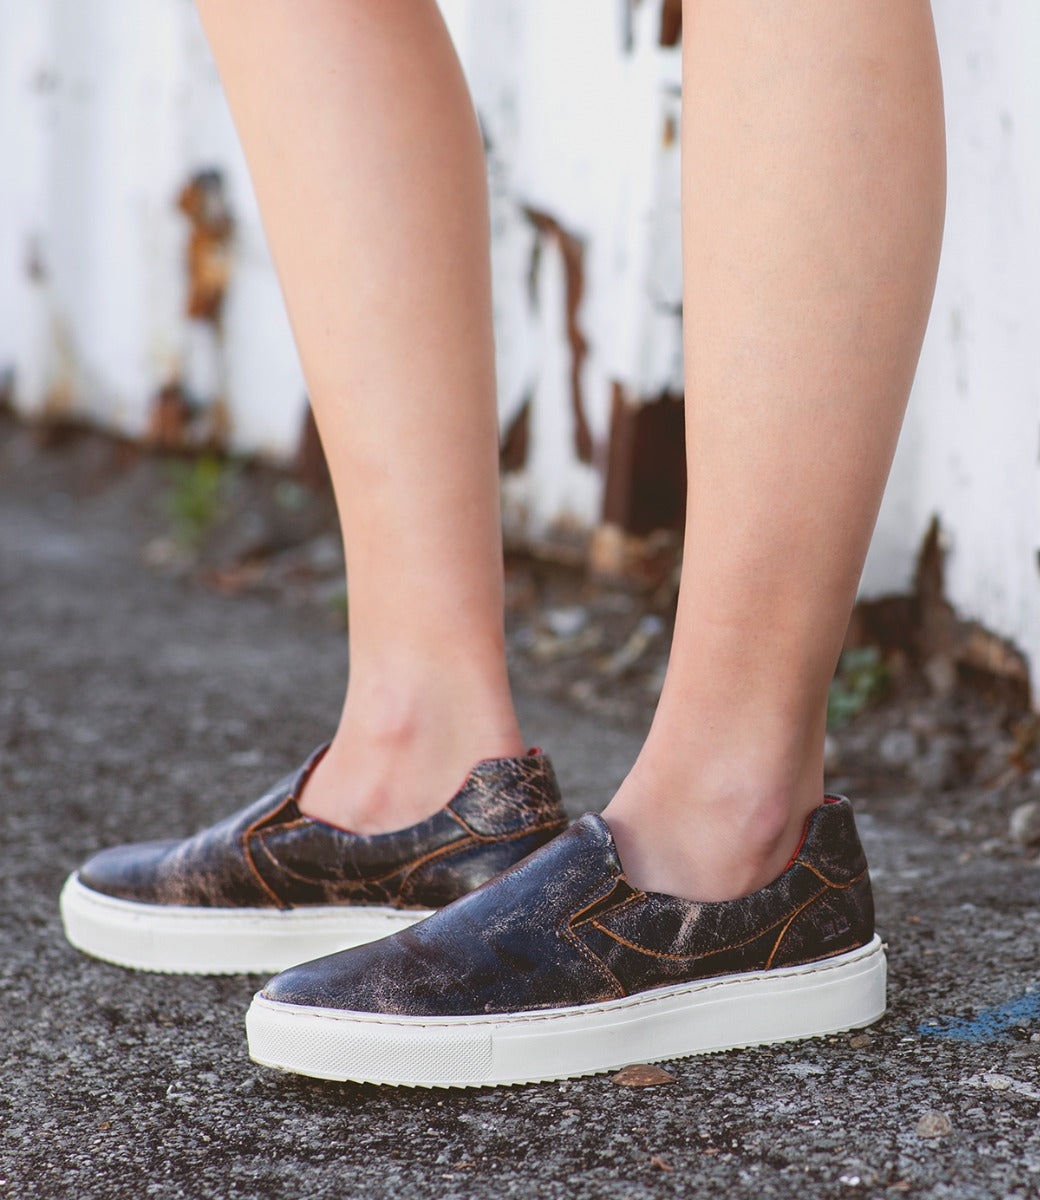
[61,746,886,1088]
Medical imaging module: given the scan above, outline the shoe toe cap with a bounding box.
[77,839,187,903]
[260,939,414,1013]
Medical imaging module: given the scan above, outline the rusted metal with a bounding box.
[295,405,332,491]
[659,0,682,47]
[601,382,685,536]
[499,396,531,473]
[523,207,594,465]
[177,170,233,329]
[147,381,194,450]
[153,169,238,452]
[662,111,678,148]
[588,521,682,594]
[846,516,1032,709]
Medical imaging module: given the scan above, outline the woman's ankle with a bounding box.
[601,740,825,904]
[297,675,525,835]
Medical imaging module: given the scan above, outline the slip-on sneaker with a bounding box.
[246,796,885,1087]
[60,746,566,975]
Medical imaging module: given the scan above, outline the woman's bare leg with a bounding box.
[194,0,523,833]
[603,0,946,900]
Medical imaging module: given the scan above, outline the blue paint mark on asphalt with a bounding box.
[918,990,1040,1043]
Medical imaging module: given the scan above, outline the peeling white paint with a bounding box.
[0,0,305,455]
[865,0,1040,684]
[0,0,1038,684]
[447,0,683,539]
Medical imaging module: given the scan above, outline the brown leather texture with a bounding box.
[264,797,875,1016]
[76,747,567,912]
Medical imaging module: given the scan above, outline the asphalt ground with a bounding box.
[2,423,1039,1200]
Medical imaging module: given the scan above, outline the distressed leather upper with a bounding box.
[77,746,567,911]
[263,797,875,1016]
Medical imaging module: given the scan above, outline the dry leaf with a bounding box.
[611,1064,676,1088]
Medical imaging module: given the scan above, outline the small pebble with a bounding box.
[879,729,917,768]
[923,653,958,698]
[916,1111,952,1139]
[908,710,942,737]
[849,1033,873,1050]
[611,1064,677,1088]
[1009,801,1040,848]
[543,606,588,640]
[982,1073,1013,1091]
[910,741,959,792]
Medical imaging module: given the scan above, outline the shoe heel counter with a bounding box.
[769,799,876,969]
[810,797,871,883]
[406,754,567,907]
[768,868,875,970]
[450,753,567,837]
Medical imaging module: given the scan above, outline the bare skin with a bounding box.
[602,0,946,899]
[194,0,525,834]
[195,0,945,900]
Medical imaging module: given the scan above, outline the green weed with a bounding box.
[163,454,231,548]
[827,646,890,730]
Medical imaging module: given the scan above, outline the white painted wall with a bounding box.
[1,0,1037,681]
[440,0,683,536]
[0,0,305,455]
[864,0,1040,681]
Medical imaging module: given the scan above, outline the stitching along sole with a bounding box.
[245,935,886,1087]
[59,874,434,975]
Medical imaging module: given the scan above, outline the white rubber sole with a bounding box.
[246,934,886,1088]
[59,874,433,975]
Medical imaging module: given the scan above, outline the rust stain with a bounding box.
[908,517,1019,692]
[146,381,230,454]
[177,170,233,329]
[601,382,686,536]
[499,397,531,473]
[662,112,678,149]
[846,516,1032,710]
[588,521,682,594]
[524,207,593,465]
[659,0,682,47]
[207,396,231,450]
[40,310,80,426]
[168,169,236,452]
[295,403,333,491]
[147,381,194,450]
[40,378,76,426]
[589,383,686,591]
